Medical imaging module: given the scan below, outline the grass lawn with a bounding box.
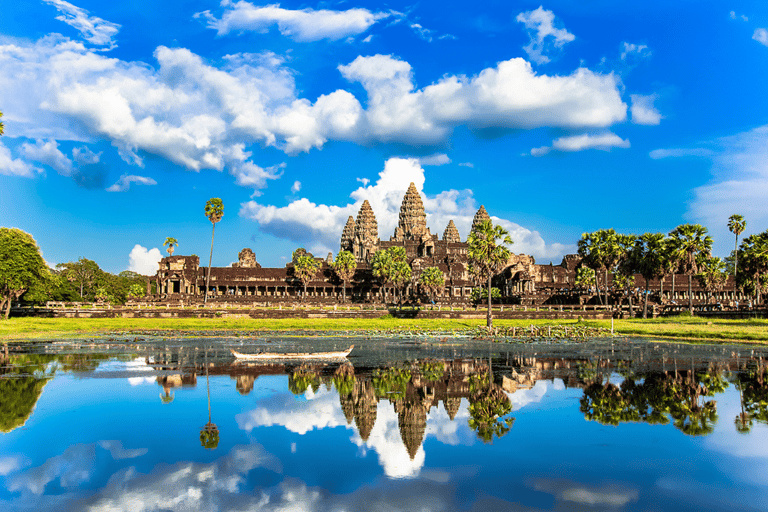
[0,316,766,343]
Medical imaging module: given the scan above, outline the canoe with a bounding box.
[230,345,354,360]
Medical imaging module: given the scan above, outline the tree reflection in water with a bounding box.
[200,348,219,450]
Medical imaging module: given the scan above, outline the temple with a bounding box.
[153,183,740,308]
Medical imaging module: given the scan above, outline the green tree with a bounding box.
[574,266,596,295]
[163,237,179,256]
[669,224,713,315]
[372,248,393,303]
[419,266,445,303]
[578,229,621,306]
[126,283,145,299]
[728,214,746,277]
[738,231,768,306]
[204,198,224,303]
[633,233,666,318]
[0,110,4,136]
[0,228,50,319]
[56,258,100,300]
[293,252,321,302]
[696,256,728,304]
[331,250,357,303]
[200,349,219,450]
[372,247,410,304]
[468,219,512,329]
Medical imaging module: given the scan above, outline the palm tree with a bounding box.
[293,252,321,302]
[372,249,393,304]
[0,110,4,136]
[163,237,178,256]
[200,348,219,450]
[633,233,666,318]
[738,231,768,306]
[728,214,746,277]
[696,256,728,305]
[204,198,224,303]
[419,266,445,304]
[669,224,713,315]
[467,219,512,329]
[331,250,357,303]
[578,229,621,306]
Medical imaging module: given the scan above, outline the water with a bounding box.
[1,337,767,511]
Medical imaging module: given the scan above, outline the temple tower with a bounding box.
[470,205,491,236]
[353,200,378,262]
[340,216,356,253]
[392,182,430,242]
[443,220,461,243]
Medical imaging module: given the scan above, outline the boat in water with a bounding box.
[230,345,354,360]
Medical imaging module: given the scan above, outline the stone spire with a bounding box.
[396,400,428,460]
[353,200,378,262]
[470,205,491,234]
[443,220,461,243]
[392,182,429,241]
[340,216,356,253]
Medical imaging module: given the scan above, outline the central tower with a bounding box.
[392,182,431,242]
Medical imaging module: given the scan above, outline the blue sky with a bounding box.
[1,1,767,274]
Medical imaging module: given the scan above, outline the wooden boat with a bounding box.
[230,345,354,360]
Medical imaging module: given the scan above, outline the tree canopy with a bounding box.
[0,228,49,319]
[468,219,511,329]
[331,250,357,303]
[419,266,445,302]
[293,253,321,301]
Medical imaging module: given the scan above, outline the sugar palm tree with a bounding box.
[293,252,321,302]
[204,198,224,303]
[331,250,356,303]
[696,256,728,305]
[728,214,746,277]
[669,224,712,315]
[468,219,512,329]
[578,229,621,306]
[200,348,219,450]
[739,231,768,306]
[419,266,445,304]
[163,237,178,256]
[633,233,666,318]
[0,110,4,136]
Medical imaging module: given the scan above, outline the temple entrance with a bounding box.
[171,281,181,293]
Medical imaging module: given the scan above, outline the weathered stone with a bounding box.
[392,182,430,242]
[235,248,260,268]
[340,216,356,253]
[443,220,461,243]
[353,200,378,262]
[471,205,491,234]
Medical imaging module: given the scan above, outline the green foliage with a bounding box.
[372,247,411,304]
[204,198,224,224]
[470,287,501,304]
[574,266,596,292]
[333,373,354,396]
[419,361,445,382]
[468,219,512,328]
[468,384,514,443]
[163,237,179,256]
[127,283,145,299]
[419,266,445,301]
[668,224,713,276]
[332,250,357,302]
[697,256,728,299]
[372,367,411,399]
[0,110,4,136]
[293,253,321,300]
[199,423,219,449]
[737,230,768,300]
[0,228,49,318]
[289,368,321,395]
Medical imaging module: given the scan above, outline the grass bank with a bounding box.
[1,316,766,343]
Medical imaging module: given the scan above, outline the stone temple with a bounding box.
[153,182,730,307]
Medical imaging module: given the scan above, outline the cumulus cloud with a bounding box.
[0,456,24,476]
[754,28,768,46]
[43,0,120,48]
[106,174,157,192]
[240,157,572,261]
[0,141,41,177]
[418,153,450,166]
[198,2,388,41]
[20,138,74,175]
[1,35,626,185]
[533,132,629,155]
[128,244,162,275]
[291,180,301,193]
[516,6,575,64]
[630,94,662,125]
[730,11,749,22]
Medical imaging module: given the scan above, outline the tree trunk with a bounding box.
[643,282,649,319]
[671,274,675,305]
[688,274,693,315]
[487,275,493,329]
[342,281,347,303]
[605,268,610,307]
[734,235,739,278]
[3,298,9,320]
[205,223,216,303]
[303,283,307,303]
[659,275,664,305]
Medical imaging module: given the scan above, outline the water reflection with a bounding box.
[2,339,768,510]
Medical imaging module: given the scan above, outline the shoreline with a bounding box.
[2,317,767,345]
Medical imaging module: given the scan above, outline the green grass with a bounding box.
[1,316,766,343]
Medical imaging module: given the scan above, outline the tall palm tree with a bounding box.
[200,348,219,449]
[293,252,321,302]
[739,231,768,306]
[204,198,224,303]
[163,237,178,256]
[578,229,622,306]
[728,214,746,277]
[331,250,357,303]
[633,233,666,318]
[467,219,512,329]
[669,224,713,315]
[0,110,4,136]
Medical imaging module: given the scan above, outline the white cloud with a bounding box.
[240,156,572,261]
[620,42,651,60]
[0,140,41,177]
[106,174,157,192]
[128,244,162,275]
[730,11,749,22]
[0,456,24,476]
[199,3,388,42]
[43,0,120,48]
[530,146,551,157]
[291,180,301,193]
[20,138,74,175]
[72,145,101,165]
[630,94,662,125]
[458,162,474,168]
[516,6,575,65]
[418,153,450,166]
[230,161,284,196]
[753,28,768,46]
[552,132,630,151]
[649,147,714,159]
[1,35,625,185]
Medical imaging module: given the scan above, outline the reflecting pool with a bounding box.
[1,337,767,511]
